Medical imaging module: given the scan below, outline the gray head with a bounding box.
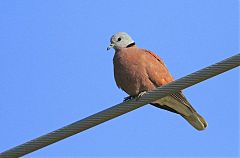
[107,32,135,51]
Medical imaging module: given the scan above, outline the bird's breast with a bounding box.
[113,50,155,96]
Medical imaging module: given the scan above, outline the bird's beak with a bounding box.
[107,43,114,51]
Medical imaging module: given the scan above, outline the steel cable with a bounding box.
[0,53,239,158]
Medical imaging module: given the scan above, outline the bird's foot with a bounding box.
[123,91,147,102]
[136,91,147,100]
[123,95,134,102]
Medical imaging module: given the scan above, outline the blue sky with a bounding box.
[0,0,239,157]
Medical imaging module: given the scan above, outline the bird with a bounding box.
[107,32,207,131]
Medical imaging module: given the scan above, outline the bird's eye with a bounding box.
[117,38,121,41]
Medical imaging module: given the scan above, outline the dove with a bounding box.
[107,32,207,130]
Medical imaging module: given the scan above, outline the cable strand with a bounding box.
[0,53,239,158]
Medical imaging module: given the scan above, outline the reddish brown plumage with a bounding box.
[113,46,173,96]
[113,45,207,130]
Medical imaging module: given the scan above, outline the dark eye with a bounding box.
[117,37,121,41]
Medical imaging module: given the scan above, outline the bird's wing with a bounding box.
[142,49,207,130]
[142,49,174,86]
[142,49,196,112]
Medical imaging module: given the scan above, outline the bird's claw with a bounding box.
[123,96,134,102]
[123,91,147,102]
[136,91,147,100]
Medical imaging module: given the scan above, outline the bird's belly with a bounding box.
[114,63,155,96]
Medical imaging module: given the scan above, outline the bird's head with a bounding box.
[107,32,135,51]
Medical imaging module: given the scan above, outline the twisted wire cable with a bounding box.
[0,53,239,158]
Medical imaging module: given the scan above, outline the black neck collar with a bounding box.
[126,42,135,48]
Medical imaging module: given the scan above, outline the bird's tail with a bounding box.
[151,93,208,131]
[181,112,207,131]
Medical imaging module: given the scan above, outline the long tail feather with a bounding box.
[151,92,207,131]
[181,112,208,131]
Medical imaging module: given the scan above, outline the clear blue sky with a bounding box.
[0,0,239,157]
